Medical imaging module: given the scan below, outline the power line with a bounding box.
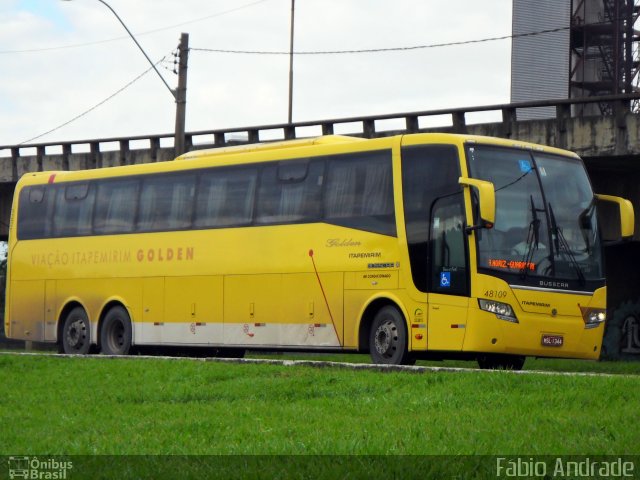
[19,58,164,145]
[133,0,272,37]
[0,0,271,55]
[189,25,577,56]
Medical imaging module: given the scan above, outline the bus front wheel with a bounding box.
[100,306,132,356]
[369,306,415,365]
[61,307,91,355]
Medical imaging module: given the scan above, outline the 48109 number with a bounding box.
[483,290,507,299]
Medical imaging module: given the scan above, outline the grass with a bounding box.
[2,353,639,478]
[1,354,639,457]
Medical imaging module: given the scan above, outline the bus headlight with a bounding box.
[478,299,519,323]
[580,306,606,329]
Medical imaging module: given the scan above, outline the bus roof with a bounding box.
[176,135,366,161]
[178,132,579,161]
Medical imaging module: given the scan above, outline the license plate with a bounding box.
[541,334,563,347]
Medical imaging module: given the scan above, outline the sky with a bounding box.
[0,0,513,149]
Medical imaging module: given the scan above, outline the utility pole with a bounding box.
[174,33,190,157]
[62,1,191,157]
[288,0,295,124]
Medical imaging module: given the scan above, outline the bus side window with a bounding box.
[194,167,257,228]
[324,151,395,236]
[256,160,324,225]
[138,174,195,232]
[53,183,95,237]
[94,179,140,235]
[18,186,54,239]
[430,195,468,296]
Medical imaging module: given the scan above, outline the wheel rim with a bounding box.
[106,318,126,353]
[66,318,87,351]
[374,320,398,359]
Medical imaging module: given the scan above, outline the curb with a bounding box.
[0,351,633,377]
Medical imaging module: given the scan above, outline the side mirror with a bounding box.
[595,194,635,240]
[459,177,495,233]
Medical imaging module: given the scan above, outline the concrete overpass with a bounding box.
[1,93,640,358]
[1,94,639,225]
[2,93,639,237]
[0,94,640,230]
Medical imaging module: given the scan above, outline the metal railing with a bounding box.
[1,93,639,170]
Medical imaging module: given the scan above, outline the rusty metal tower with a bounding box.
[570,0,640,114]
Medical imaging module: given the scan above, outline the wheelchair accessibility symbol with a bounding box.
[440,271,451,288]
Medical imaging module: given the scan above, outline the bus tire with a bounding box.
[61,307,91,355]
[477,354,525,370]
[369,305,415,365]
[601,299,640,360]
[100,306,132,356]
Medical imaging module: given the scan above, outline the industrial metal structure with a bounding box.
[571,0,640,114]
[512,0,640,117]
[511,1,572,119]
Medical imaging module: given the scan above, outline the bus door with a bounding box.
[427,194,469,351]
[400,142,469,351]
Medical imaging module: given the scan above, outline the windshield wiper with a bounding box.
[549,203,586,285]
[520,195,542,280]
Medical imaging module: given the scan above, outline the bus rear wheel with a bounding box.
[369,306,415,365]
[477,354,525,370]
[100,306,132,355]
[61,307,91,355]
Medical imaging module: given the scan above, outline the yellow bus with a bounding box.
[4,133,634,368]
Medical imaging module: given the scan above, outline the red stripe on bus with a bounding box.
[308,249,339,342]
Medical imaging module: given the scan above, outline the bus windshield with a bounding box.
[466,145,602,284]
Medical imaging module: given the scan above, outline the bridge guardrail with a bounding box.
[1,93,639,178]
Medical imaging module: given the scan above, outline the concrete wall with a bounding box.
[464,114,640,156]
[2,147,177,183]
